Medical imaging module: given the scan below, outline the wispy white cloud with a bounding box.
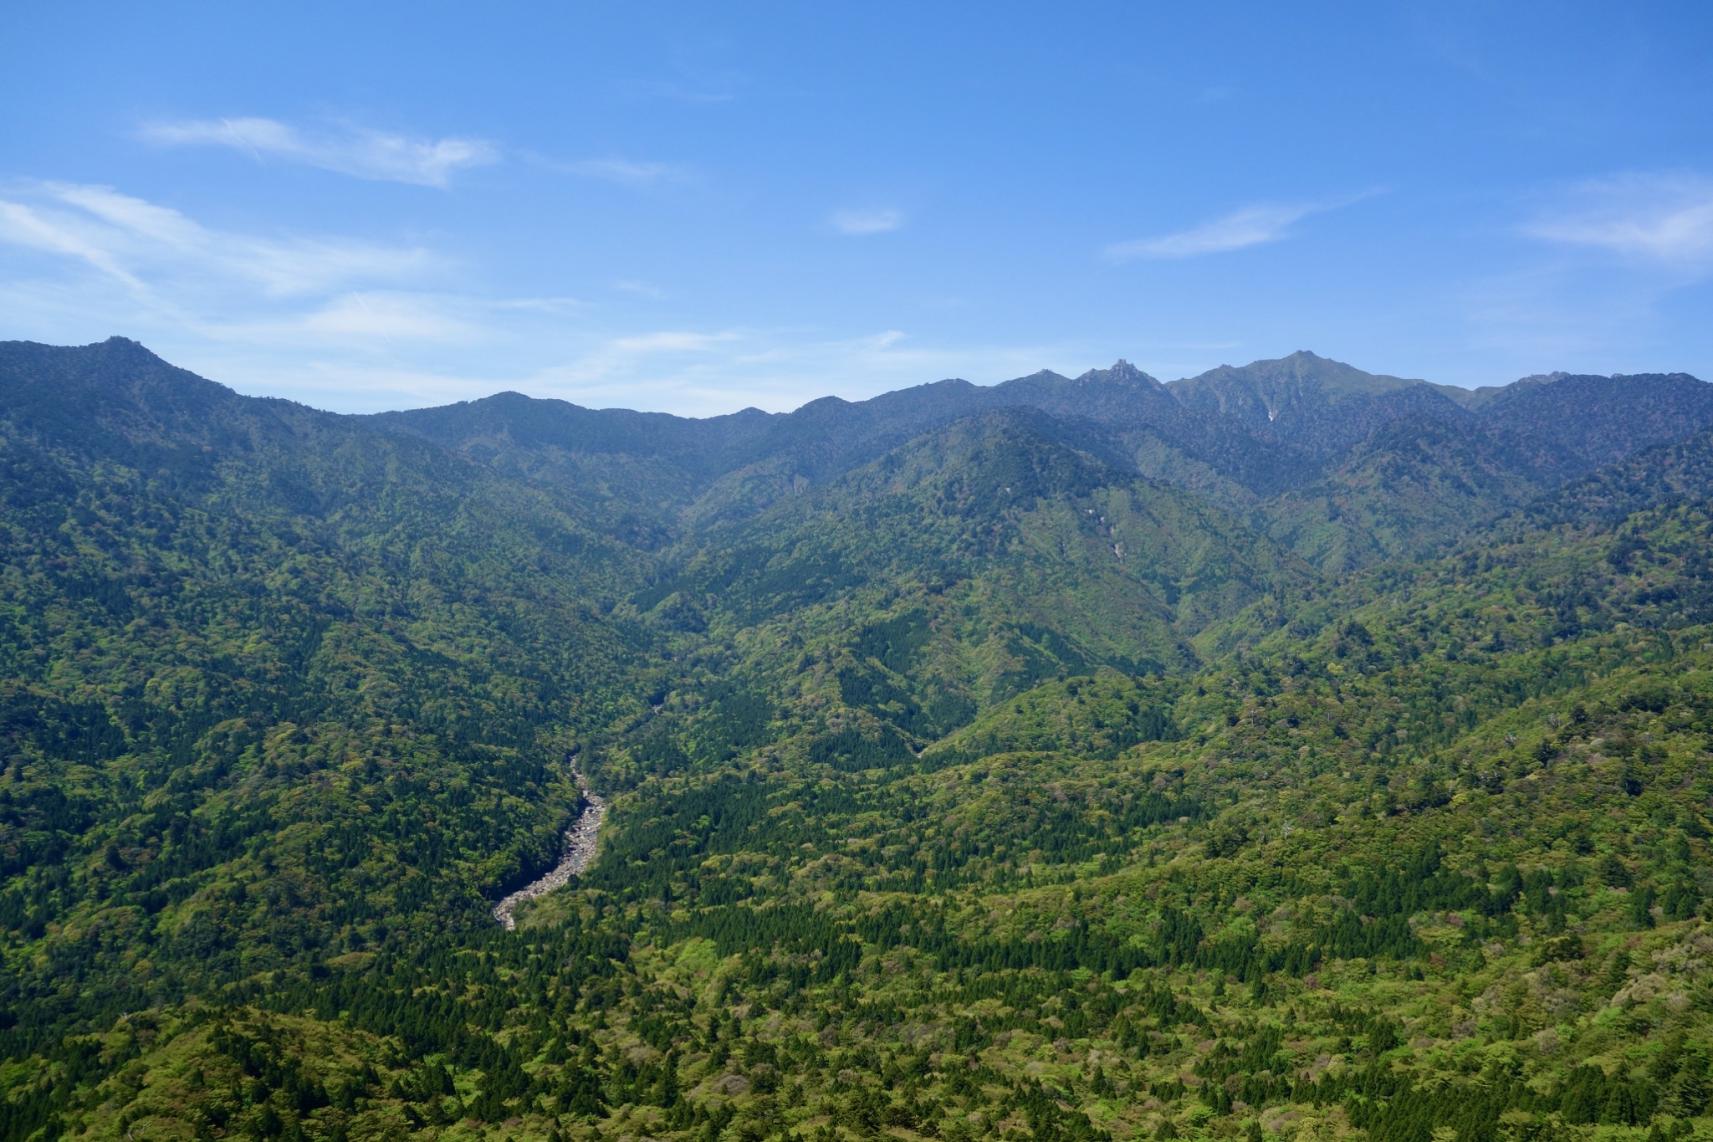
[1460,173,1713,373]
[0,182,437,298]
[518,151,695,189]
[205,293,489,346]
[486,295,586,315]
[0,229,1092,414]
[200,293,594,353]
[549,329,742,387]
[559,157,689,187]
[614,279,667,300]
[831,208,905,236]
[1525,173,1713,267]
[605,330,739,354]
[0,199,149,292]
[0,181,498,371]
[1104,193,1373,261]
[0,180,1082,417]
[138,116,498,187]
[522,327,1079,414]
[142,116,693,194]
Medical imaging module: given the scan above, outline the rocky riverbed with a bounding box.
[492,762,605,930]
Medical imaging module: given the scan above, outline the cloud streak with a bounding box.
[138,117,499,187]
[0,199,148,292]
[1104,194,1372,261]
[831,208,904,236]
[556,157,689,187]
[0,182,437,298]
[523,327,1080,415]
[1525,174,1713,267]
[214,293,491,346]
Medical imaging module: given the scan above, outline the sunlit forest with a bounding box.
[1,339,1710,1139]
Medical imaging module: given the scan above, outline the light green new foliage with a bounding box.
[5,340,1713,1140]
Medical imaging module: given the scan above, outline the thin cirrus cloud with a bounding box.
[527,327,1078,416]
[0,181,437,298]
[0,197,148,293]
[204,292,585,348]
[532,155,692,187]
[1103,194,1373,262]
[830,208,905,236]
[0,182,588,349]
[278,293,487,344]
[614,279,668,300]
[0,177,604,413]
[137,116,499,187]
[142,116,695,194]
[1525,174,1713,268]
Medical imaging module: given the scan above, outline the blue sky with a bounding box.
[3,1,1712,415]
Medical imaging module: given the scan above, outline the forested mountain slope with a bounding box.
[0,339,658,1066]
[2,338,1712,1141]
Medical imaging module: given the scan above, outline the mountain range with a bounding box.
[2,337,1712,1140]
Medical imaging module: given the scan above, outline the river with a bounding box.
[492,759,605,930]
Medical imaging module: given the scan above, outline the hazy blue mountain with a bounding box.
[1167,350,1472,456]
[1474,370,1713,477]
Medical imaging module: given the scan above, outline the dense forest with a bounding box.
[3,337,1712,1140]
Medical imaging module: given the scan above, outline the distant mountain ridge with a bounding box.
[10,335,1710,720]
[12,335,1713,561]
[7,335,1713,1139]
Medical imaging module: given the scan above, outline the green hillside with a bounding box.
[3,340,1712,1141]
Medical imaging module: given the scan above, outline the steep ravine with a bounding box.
[492,760,606,930]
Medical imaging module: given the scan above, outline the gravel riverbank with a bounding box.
[492,761,605,930]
